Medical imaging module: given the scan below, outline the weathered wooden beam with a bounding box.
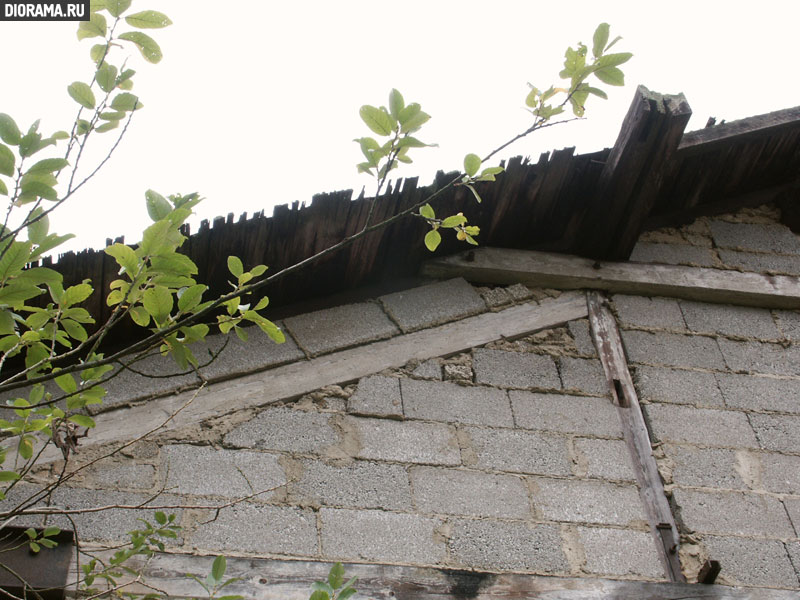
[678,105,800,155]
[422,247,800,309]
[72,553,800,600]
[586,291,685,583]
[575,86,692,259]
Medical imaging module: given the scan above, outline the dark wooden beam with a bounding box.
[587,291,685,582]
[575,86,692,260]
[679,106,800,155]
[421,247,800,309]
[91,554,800,599]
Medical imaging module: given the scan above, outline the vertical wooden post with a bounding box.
[587,290,686,582]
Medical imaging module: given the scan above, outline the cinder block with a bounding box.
[634,365,724,407]
[347,375,402,418]
[774,310,800,342]
[294,460,411,510]
[85,462,155,490]
[579,527,662,578]
[284,302,399,356]
[465,426,571,476]
[448,519,567,573]
[100,353,196,408]
[672,488,794,538]
[410,466,530,519]
[46,487,182,544]
[190,503,317,556]
[320,508,445,564]
[710,221,800,255]
[530,478,646,526]
[401,379,513,427]
[629,242,715,267]
[784,498,800,533]
[761,452,800,495]
[701,535,799,588]
[379,278,486,333]
[718,338,798,376]
[574,438,636,481]
[568,319,597,357]
[612,295,686,329]
[787,541,800,584]
[472,348,560,390]
[162,445,284,498]
[680,301,781,339]
[224,406,339,453]
[716,373,800,414]
[197,323,305,380]
[621,330,726,370]
[750,413,800,453]
[644,403,758,448]
[557,357,608,396]
[663,445,746,490]
[354,417,461,465]
[411,359,442,380]
[717,249,800,276]
[510,391,622,438]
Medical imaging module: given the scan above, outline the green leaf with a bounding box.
[145,189,171,221]
[105,243,139,275]
[142,286,172,324]
[90,43,108,64]
[584,86,608,100]
[0,309,14,335]
[388,89,404,120]
[76,119,92,135]
[68,82,96,110]
[99,111,126,121]
[69,414,96,428]
[155,511,167,525]
[0,144,14,177]
[0,114,21,145]
[63,283,93,306]
[441,214,467,228]
[177,284,206,313]
[96,62,118,93]
[594,66,625,86]
[0,241,32,281]
[139,219,172,256]
[111,92,142,111]
[77,12,107,40]
[28,158,68,173]
[465,183,482,203]
[20,181,57,201]
[152,253,197,277]
[463,153,481,177]
[118,31,163,64]
[227,256,243,278]
[61,318,88,342]
[596,52,633,68]
[55,372,77,394]
[592,23,610,58]
[0,282,43,306]
[129,306,150,327]
[18,436,33,460]
[0,471,20,482]
[399,106,430,134]
[211,555,227,582]
[328,562,345,589]
[27,209,49,244]
[309,591,329,600]
[105,0,131,17]
[424,229,441,252]
[339,589,357,600]
[359,105,394,136]
[0,179,7,196]
[95,120,120,133]
[419,203,435,220]
[125,10,172,28]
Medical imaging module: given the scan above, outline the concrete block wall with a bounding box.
[616,289,800,588]
[7,279,665,582]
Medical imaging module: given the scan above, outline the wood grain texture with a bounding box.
[422,247,800,309]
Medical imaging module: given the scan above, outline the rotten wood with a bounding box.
[576,86,692,259]
[421,247,800,309]
[586,291,685,583]
[72,553,799,600]
[698,560,722,585]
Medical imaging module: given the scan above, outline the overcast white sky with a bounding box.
[1,1,798,253]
